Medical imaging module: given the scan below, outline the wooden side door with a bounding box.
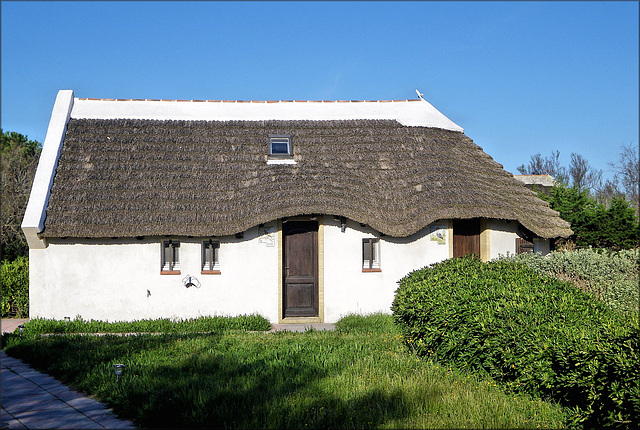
[283,221,318,318]
[453,219,480,258]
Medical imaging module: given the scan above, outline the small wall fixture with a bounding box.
[18,324,24,335]
[182,275,201,288]
[340,217,347,233]
[64,316,71,325]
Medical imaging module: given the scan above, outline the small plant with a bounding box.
[335,312,398,334]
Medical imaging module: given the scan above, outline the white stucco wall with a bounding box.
[29,217,550,323]
[485,219,551,260]
[486,219,519,260]
[322,218,450,322]
[29,224,280,322]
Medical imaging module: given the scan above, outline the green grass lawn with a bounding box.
[2,315,569,429]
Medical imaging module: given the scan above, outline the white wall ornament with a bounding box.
[258,228,276,247]
[182,275,201,288]
[430,226,447,245]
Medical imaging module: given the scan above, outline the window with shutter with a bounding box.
[202,239,221,274]
[161,240,180,274]
[362,238,381,272]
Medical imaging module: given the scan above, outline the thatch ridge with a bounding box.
[41,118,572,239]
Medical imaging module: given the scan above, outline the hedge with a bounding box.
[17,314,272,335]
[1,256,29,317]
[391,256,639,428]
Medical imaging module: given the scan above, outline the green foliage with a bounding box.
[335,312,399,334]
[20,314,272,335]
[540,184,639,249]
[1,256,29,317]
[392,256,640,428]
[1,129,42,261]
[2,316,568,429]
[502,248,639,313]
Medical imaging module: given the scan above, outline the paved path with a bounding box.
[1,351,136,429]
[1,320,137,430]
[1,319,29,335]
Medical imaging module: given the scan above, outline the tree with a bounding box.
[518,149,636,206]
[516,150,569,184]
[609,143,639,213]
[539,183,639,250]
[595,197,639,249]
[1,130,42,261]
[568,153,603,193]
[594,178,624,207]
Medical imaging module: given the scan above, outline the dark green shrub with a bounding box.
[392,256,640,427]
[1,256,29,317]
[540,185,639,250]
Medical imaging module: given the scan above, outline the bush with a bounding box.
[391,256,640,428]
[19,314,272,335]
[1,256,29,317]
[501,248,639,313]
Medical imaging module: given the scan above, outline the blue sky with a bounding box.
[2,1,638,180]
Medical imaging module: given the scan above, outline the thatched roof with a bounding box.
[40,118,572,239]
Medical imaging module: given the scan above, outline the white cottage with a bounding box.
[22,90,572,323]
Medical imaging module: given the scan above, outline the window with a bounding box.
[267,135,296,164]
[202,239,221,274]
[362,238,381,272]
[161,240,180,274]
[269,135,291,155]
[516,238,534,254]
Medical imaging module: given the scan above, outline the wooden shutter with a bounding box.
[516,238,535,254]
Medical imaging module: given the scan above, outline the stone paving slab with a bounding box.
[9,409,104,429]
[1,350,136,429]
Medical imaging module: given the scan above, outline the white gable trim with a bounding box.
[70,97,464,132]
[22,90,74,249]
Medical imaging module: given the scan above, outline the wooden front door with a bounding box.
[453,219,480,258]
[283,221,319,318]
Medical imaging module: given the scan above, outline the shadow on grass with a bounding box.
[3,333,426,429]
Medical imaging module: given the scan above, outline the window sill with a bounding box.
[201,270,221,275]
[161,270,181,275]
[362,268,382,272]
[267,158,296,165]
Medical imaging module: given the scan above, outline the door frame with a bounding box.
[277,216,324,323]
[449,218,490,262]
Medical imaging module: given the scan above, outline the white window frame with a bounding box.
[267,134,296,165]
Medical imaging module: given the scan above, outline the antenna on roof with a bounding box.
[415,89,425,100]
